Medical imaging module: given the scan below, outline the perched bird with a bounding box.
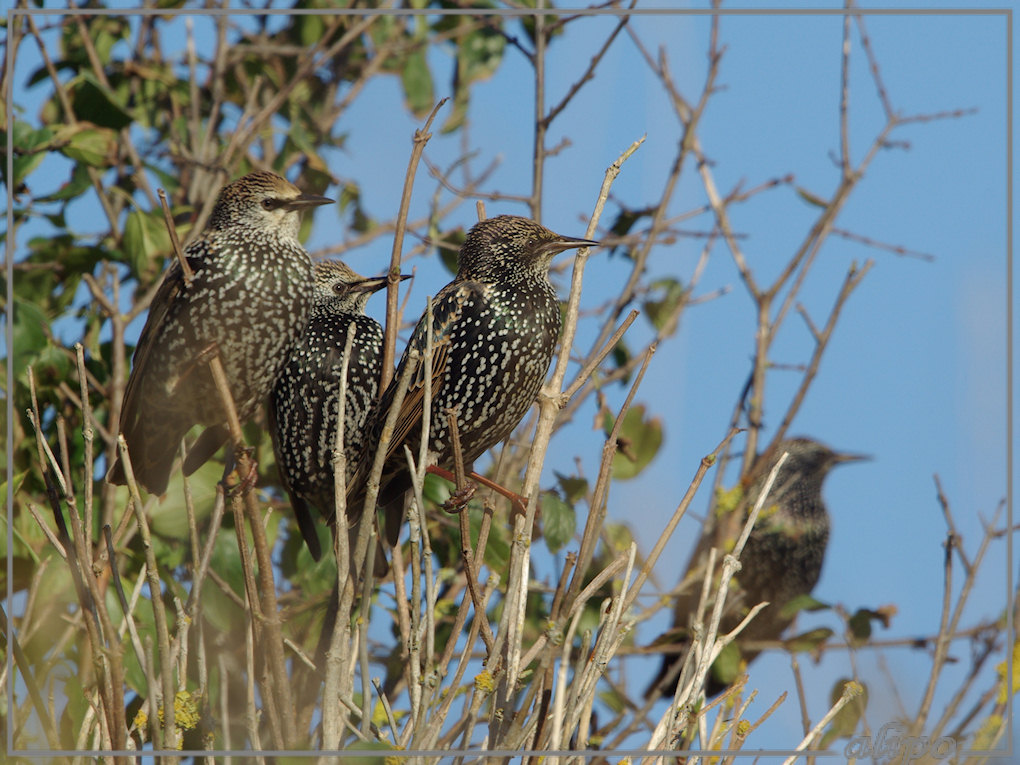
[107,171,332,495]
[269,260,403,562]
[345,215,597,544]
[647,437,867,698]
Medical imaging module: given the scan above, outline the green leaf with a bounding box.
[12,120,56,152]
[442,24,506,133]
[820,678,868,747]
[848,608,879,645]
[796,186,828,208]
[401,47,434,118]
[60,126,119,167]
[107,584,155,693]
[609,338,632,385]
[90,15,130,64]
[22,344,73,394]
[554,472,588,504]
[542,490,575,554]
[779,593,831,619]
[458,25,505,84]
[35,163,93,202]
[783,627,834,653]
[606,206,654,258]
[517,0,564,46]
[852,604,896,629]
[602,404,664,480]
[12,298,49,383]
[442,499,510,571]
[148,460,224,539]
[297,13,326,47]
[477,510,510,571]
[438,227,466,275]
[423,471,452,506]
[338,182,361,215]
[6,122,56,187]
[598,686,627,715]
[68,72,133,130]
[643,277,687,332]
[57,674,93,741]
[198,529,249,633]
[710,640,742,686]
[122,208,172,278]
[602,522,634,553]
[368,15,399,68]
[848,617,871,643]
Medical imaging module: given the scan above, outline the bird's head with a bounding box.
[208,170,333,240]
[761,437,870,495]
[738,437,869,523]
[312,260,409,313]
[457,215,598,280]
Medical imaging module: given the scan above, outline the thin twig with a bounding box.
[381,98,448,390]
[116,436,176,749]
[781,681,863,764]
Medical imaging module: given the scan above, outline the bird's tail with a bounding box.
[106,420,185,496]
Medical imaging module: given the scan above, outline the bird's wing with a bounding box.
[380,286,463,463]
[346,280,477,504]
[117,261,188,438]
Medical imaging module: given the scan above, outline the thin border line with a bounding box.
[5,5,14,756]
[7,747,835,758]
[1006,5,1014,759]
[4,3,1013,760]
[6,6,1013,16]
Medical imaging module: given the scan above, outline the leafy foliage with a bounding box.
[5,5,1004,759]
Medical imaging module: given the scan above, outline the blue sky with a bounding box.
[322,7,1012,744]
[7,1,1014,754]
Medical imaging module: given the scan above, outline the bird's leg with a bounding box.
[439,408,477,510]
[219,444,258,496]
[428,465,530,519]
[432,409,530,517]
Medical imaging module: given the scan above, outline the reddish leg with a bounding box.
[427,465,529,519]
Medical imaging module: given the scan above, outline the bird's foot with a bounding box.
[220,446,258,496]
[441,481,477,513]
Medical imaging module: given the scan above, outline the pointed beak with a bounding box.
[352,274,410,294]
[284,193,334,211]
[541,235,600,257]
[833,450,871,465]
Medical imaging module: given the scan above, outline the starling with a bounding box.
[269,260,402,562]
[647,437,867,698]
[107,171,332,495]
[345,215,597,544]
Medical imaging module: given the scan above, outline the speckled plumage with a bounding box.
[269,260,389,561]
[648,438,867,698]
[107,171,332,495]
[346,215,597,544]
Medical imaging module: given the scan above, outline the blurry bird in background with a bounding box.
[645,437,868,699]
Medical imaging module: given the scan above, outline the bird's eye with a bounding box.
[333,283,346,294]
[262,198,276,210]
